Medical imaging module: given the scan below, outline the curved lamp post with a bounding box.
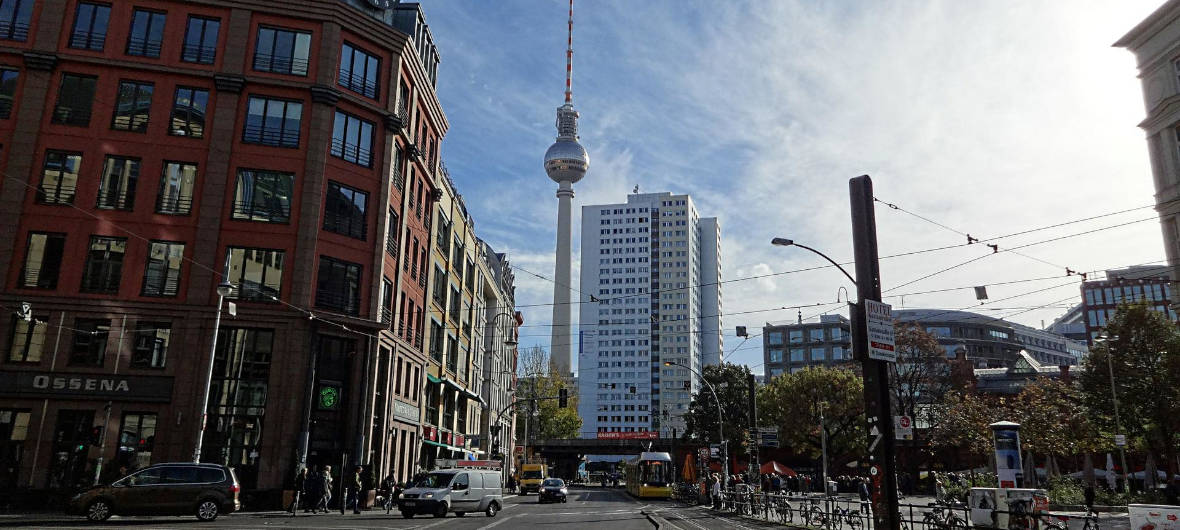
[664,360,729,490]
[193,279,236,463]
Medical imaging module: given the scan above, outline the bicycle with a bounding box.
[830,501,864,530]
[923,499,967,530]
[1082,510,1101,530]
[803,500,828,527]
[770,495,795,524]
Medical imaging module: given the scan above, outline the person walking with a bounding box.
[304,466,322,513]
[507,474,517,493]
[380,473,397,513]
[290,467,308,514]
[710,473,722,509]
[346,465,363,514]
[316,465,334,513]
[858,478,871,514]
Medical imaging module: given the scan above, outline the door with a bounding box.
[160,465,202,513]
[118,466,165,514]
[449,472,474,511]
[48,410,94,491]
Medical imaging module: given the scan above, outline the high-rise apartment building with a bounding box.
[577,192,721,438]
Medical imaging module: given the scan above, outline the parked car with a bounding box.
[67,463,240,522]
[399,469,502,518]
[538,478,568,504]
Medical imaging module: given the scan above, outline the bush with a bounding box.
[1046,476,1166,507]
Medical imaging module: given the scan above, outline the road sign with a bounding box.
[758,427,776,434]
[864,299,896,362]
[1114,434,1126,447]
[868,425,882,452]
[18,302,31,322]
[894,415,913,441]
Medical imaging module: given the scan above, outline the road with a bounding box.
[0,485,659,529]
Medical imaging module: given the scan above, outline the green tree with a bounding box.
[1078,303,1180,478]
[1012,378,1103,459]
[757,366,866,469]
[515,346,581,441]
[928,391,1008,466]
[682,363,755,459]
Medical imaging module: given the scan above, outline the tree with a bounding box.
[1012,378,1103,459]
[682,363,755,459]
[758,366,866,469]
[889,323,951,419]
[515,346,580,441]
[927,391,1007,466]
[1078,303,1180,478]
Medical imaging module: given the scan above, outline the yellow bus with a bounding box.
[623,452,673,499]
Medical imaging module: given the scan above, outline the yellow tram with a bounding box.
[623,451,673,499]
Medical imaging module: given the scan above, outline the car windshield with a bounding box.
[542,479,564,487]
[413,472,455,488]
[522,470,543,479]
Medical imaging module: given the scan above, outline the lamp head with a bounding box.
[663,361,674,367]
[504,338,519,346]
[216,281,235,297]
[771,238,794,247]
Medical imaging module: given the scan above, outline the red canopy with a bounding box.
[760,461,797,476]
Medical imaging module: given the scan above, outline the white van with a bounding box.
[398,469,503,519]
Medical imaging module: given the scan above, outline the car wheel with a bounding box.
[456,512,466,517]
[433,503,447,518]
[196,498,220,521]
[86,499,112,522]
[401,510,414,519]
[486,502,499,517]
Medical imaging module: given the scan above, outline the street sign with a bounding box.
[864,299,896,362]
[868,425,882,452]
[895,415,913,441]
[709,445,720,457]
[1114,434,1126,447]
[758,427,776,434]
[18,302,31,322]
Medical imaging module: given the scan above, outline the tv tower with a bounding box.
[544,0,588,377]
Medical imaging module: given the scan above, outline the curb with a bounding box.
[1047,504,1129,513]
[641,509,666,529]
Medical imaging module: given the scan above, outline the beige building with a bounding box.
[1116,1,1180,293]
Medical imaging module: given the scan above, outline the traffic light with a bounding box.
[558,388,568,408]
[89,425,103,446]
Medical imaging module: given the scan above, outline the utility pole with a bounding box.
[747,372,758,482]
[850,175,900,530]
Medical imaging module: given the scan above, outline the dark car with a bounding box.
[67,463,240,522]
[538,478,568,504]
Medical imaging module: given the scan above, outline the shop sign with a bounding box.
[454,433,465,446]
[424,426,438,442]
[393,400,418,423]
[0,371,173,402]
[442,431,452,445]
[865,300,896,362]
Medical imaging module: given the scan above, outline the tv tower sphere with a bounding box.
[544,109,589,184]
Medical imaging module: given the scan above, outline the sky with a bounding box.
[422,0,1166,375]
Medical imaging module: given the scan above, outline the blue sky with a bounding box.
[422,0,1165,374]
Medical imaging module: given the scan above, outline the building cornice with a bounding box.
[1114,0,1180,50]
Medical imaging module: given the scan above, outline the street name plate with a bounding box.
[864,299,896,362]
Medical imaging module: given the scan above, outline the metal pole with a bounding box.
[820,407,828,494]
[193,291,226,463]
[296,322,319,474]
[850,175,900,530]
[1106,349,1129,493]
[747,372,758,484]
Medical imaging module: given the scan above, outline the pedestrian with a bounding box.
[772,473,782,492]
[803,474,812,493]
[380,473,397,513]
[507,474,517,493]
[710,473,722,509]
[934,474,945,503]
[346,465,363,514]
[317,465,334,513]
[291,467,309,514]
[858,478,871,514]
[304,466,322,513]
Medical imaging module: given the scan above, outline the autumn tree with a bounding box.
[681,363,756,459]
[889,323,951,420]
[1078,303,1180,478]
[757,366,866,469]
[515,346,581,441]
[928,391,1008,467]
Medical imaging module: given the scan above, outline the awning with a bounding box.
[426,374,442,384]
[423,439,467,453]
[440,377,487,406]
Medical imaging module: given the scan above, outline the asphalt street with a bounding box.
[0,486,659,529]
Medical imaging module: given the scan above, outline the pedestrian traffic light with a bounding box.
[89,425,103,446]
[558,388,568,408]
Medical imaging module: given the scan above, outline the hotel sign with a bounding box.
[0,371,174,402]
[392,400,418,423]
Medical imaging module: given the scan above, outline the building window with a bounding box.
[130,322,169,368]
[170,86,208,138]
[208,328,272,473]
[20,232,64,289]
[338,42,379,99]
[126,9,165,58]
[225,247,284,302]
[768,349,783,363]
[253,26,310,76]
[429,320,443,362]
[385,208,399,258]
[111,80,153,132]
[96,156,139,211]
[316,256,361,315]
[243,96,302,148]
[767,331,783,346]
[789,348,804,363]
[0,0,34,41]
[156,162,196,215]
[81,236,126,294]
[70,318,110,366]
[52,74,97,126]
[141,241,183,297]
[36,151,82,205]
[926,326,951,337]
[330,111,374,167]
[115,413,156,469]
[181,16,219,64]
[231,169,293,223]
[0,67,16,119]
[7,316,46,363]
[381,277,393,324]
[323,181,367,240]
[69,2,110,51]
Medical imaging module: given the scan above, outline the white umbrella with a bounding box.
[1105,453,1117,490]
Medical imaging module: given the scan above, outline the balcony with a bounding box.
[0,21,30,42]
[36,185,76,205]
[252,52,309,76]
[155,195,193,215]
[385,234,398,259]
[381,307,393,326]
[329,137,373,167]
[231,201,290,223]
[126,37,163,58]
[391,166,404,192]
[315,289,359,316]
[181,44,217,64]
[242,124,299,148]
[337,71,378,99]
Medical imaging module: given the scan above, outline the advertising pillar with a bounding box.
[990,421,1023,488]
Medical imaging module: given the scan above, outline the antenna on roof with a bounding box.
[564,0,574,104]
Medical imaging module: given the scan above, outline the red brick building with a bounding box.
[0,0,446,505]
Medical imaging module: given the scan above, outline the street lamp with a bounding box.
[193,280,235,463]
[664,360,729,490]
[771,238,856,285]
[1093,333,1130,493]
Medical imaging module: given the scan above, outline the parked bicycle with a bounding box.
[829,500,864,530]
[1081,510,1101,530]
[923,499,967,530]
[769,495,795,524]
